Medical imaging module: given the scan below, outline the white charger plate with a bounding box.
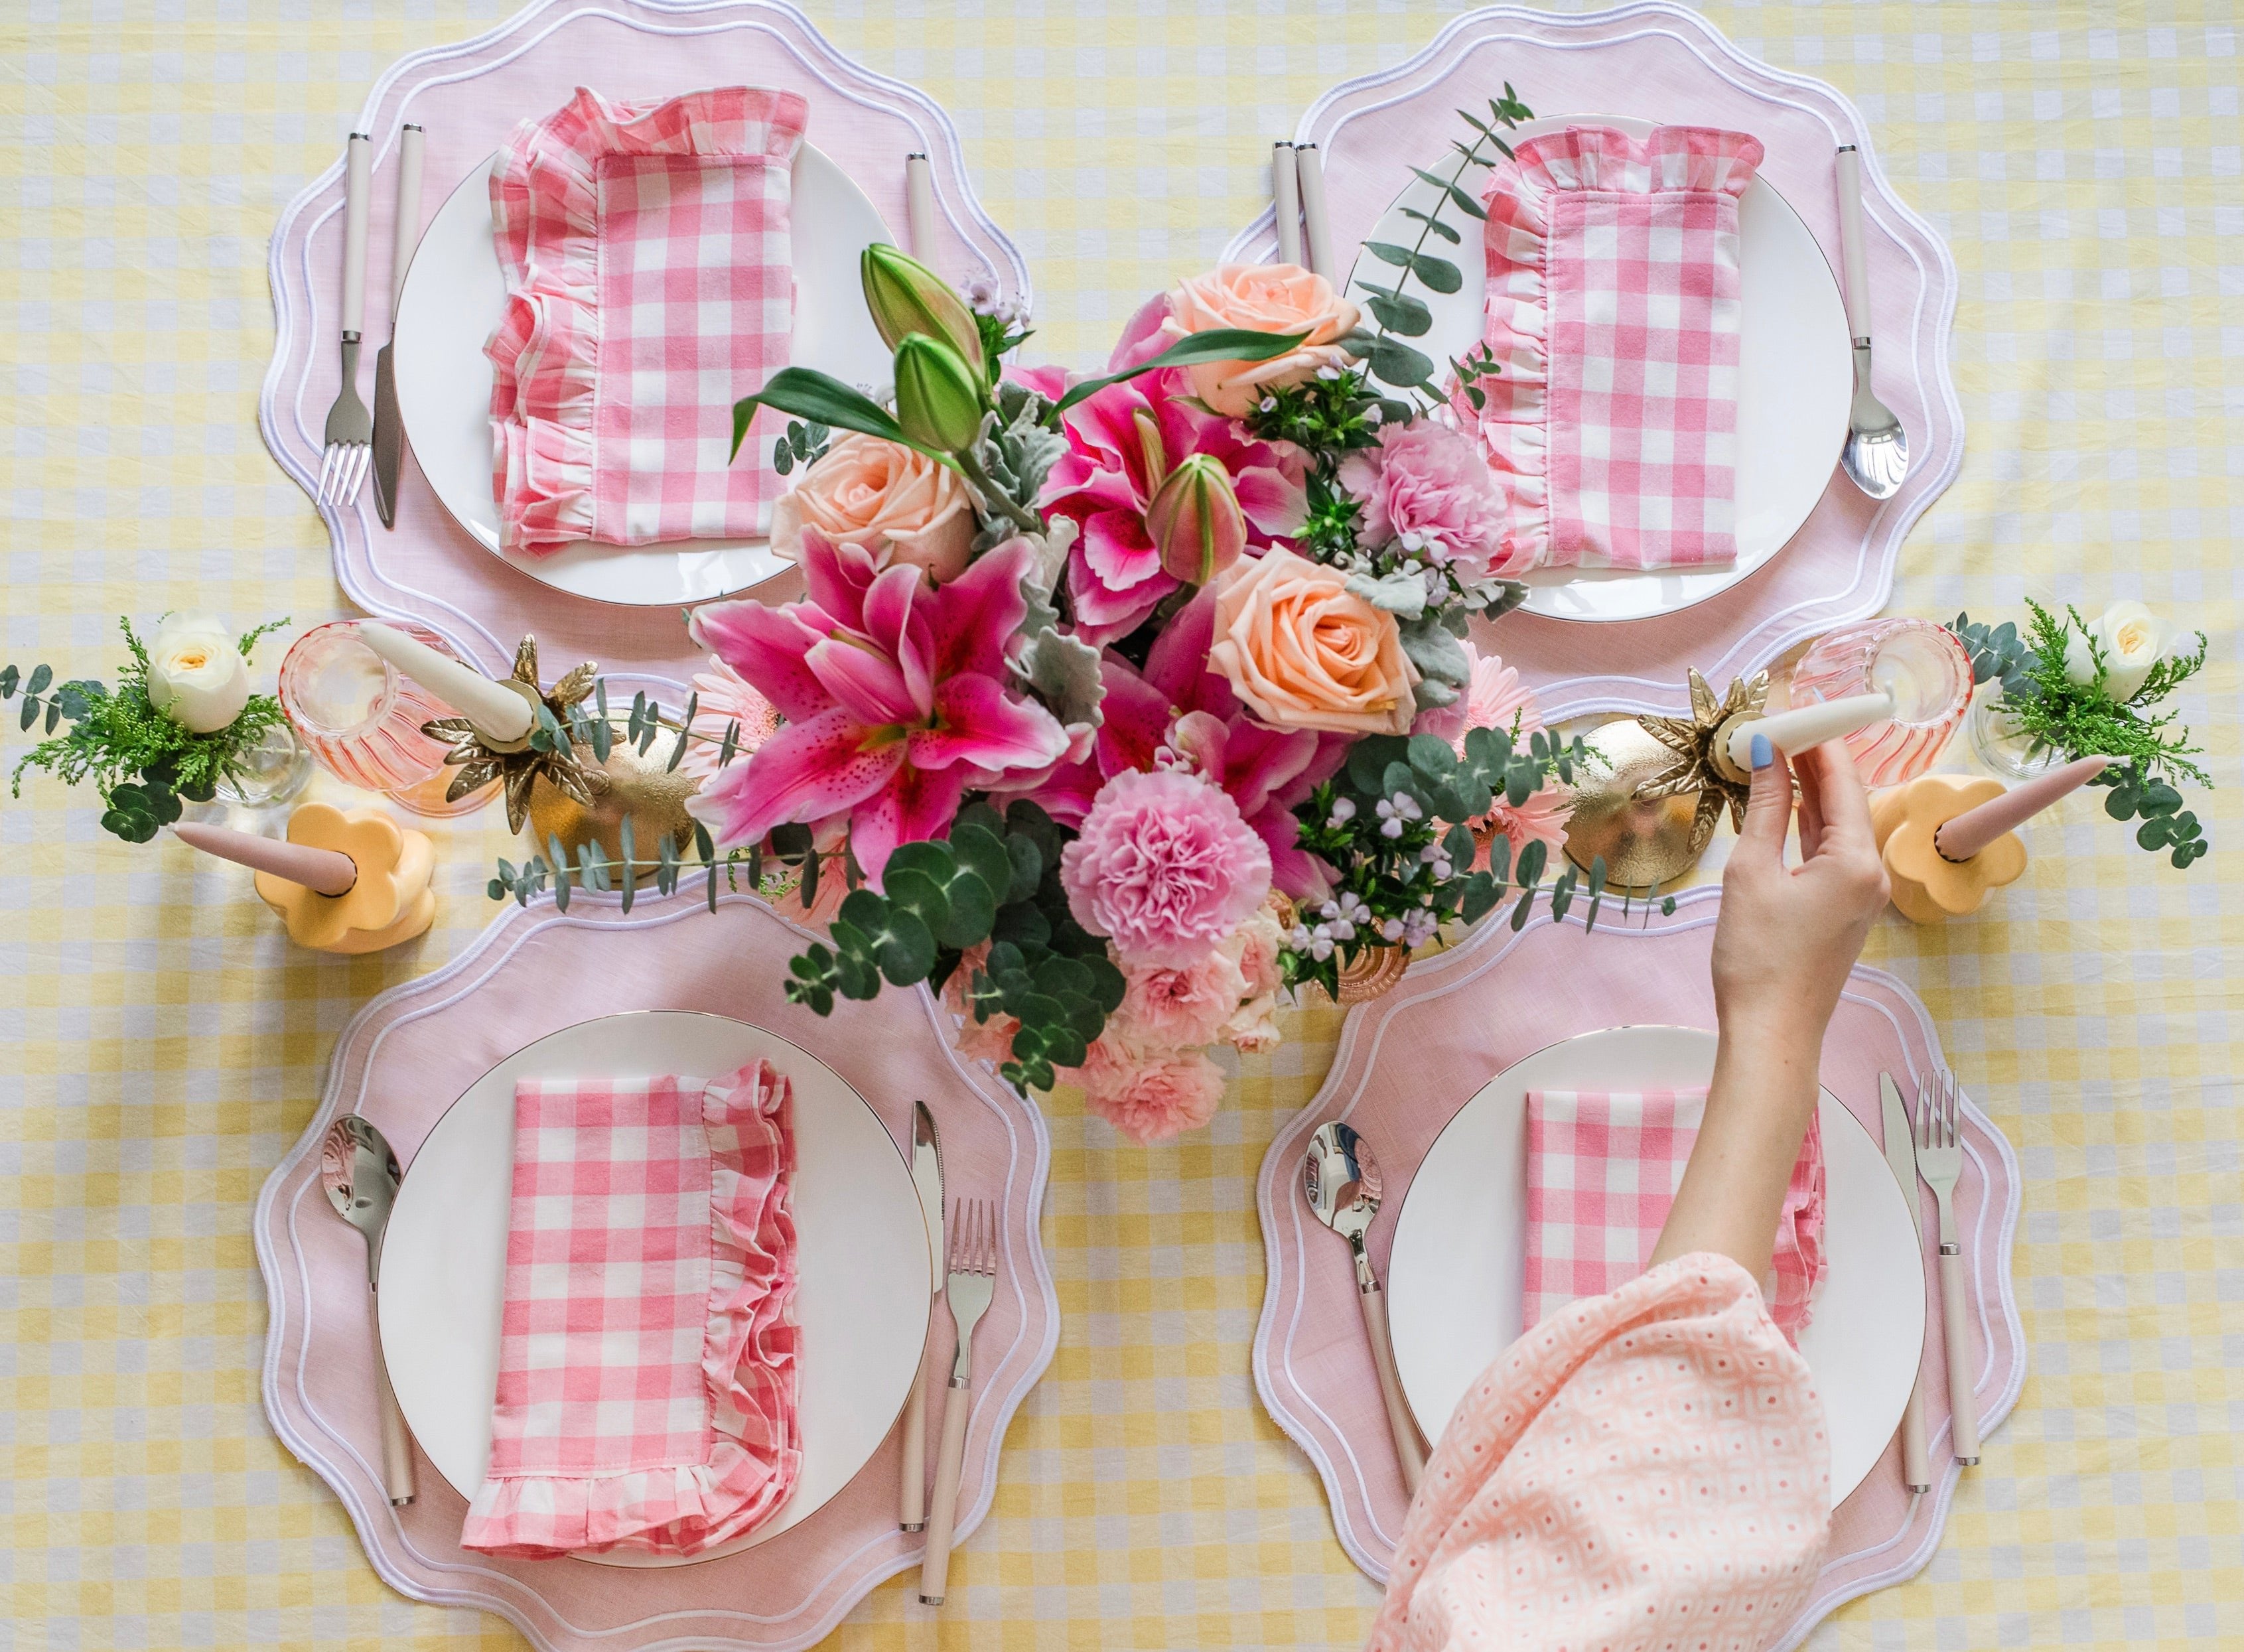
[1346,116,1853,624]
[1385,1024,1924,1509]
[378,1010,931,1566]
[393,147,894,607]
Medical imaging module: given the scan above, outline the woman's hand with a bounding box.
[1651,735,1888,1277]
[1711,735,1890,1052]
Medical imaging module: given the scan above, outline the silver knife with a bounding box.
[901,1100,945,1531]
[372,123,425,529]
[1880,1072,1932,1492]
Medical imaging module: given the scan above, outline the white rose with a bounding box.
[2064,600,2178,704]
[146,614,251,733]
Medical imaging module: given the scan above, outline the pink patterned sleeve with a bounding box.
[1367,1254,1830,1652]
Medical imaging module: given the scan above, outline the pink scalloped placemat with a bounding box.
[1252,888,2022,1648]
[260,0,1030,699]
[254,893,1057,1652]
[1223,1,1963,723]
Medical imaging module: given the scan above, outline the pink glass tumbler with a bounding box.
[1785,618,1973,788]
[278,620,494,817]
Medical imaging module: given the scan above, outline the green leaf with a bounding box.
[1509,886,1537,931]
[885,841,957,885]
[948,823,1011,904]
[1407,734,1458,778]
[1408,166,1488,221]
[1363,291,1433,338]
[938,868,997,949]
[800,839,820,911]
[26,664,51,695]
[2106,787,2139,821]
[1516,838,1548,890]
[0,664,16,697]
[1364,336,1437,392]
[884,866,950,935]
[18,697,38,732]
[618,816,636,914]
[549,833,572,912]
[1082,955,1127,1013]
[2138,817,2173,850]
[1442,822,1476,869]
[43,699,60,734]
[1459,871,1502,925]
[1399,206,1462,243]
[875,906,937,985]
[735,368,912,460]
[1050,328,1311,419]
[1004,835,1043,902]
[992,901,1051,949]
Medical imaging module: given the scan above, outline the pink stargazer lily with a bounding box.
[1041,313,1308,647]
[1003,583,1346,898]
[687,533,1072,885]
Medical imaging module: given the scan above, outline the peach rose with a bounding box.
[1206,548,1420,736]
[1162,264,1362,417]
[768,432,976,583]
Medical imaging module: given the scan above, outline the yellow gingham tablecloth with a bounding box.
[3,3,2239,1647]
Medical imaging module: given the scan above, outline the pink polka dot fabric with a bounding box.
[1368,1253,1829,1652]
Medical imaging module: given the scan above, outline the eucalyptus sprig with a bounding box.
[6,616,290,841]
[1281,724,1604,1002]
[1344,88,1533,403]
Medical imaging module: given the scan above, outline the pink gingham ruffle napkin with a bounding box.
[1456,124,1764,574]
[459,1058,801,1558]
[486,85,807,555]
[1525,1085,1825,1342]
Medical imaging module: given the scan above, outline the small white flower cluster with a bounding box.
[961,277,1030,330]
[1375,907,1441,948]
[1374,790,1423,839]
[1288,890,1371,961]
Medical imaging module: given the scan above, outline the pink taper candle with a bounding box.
[174,820,358,896]
[1934,755,2115,862]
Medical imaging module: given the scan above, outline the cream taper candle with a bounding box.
[1935,754,2113,862]
[358,622,532,742]
[905,153,936,263]
[1272,141,1302,267]
[1296,143,1334,279]
[174,819,359,896]
[1724,693,1895,772]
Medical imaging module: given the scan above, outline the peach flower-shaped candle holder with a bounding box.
[251,803,436,953]
[1868,756,2112,924]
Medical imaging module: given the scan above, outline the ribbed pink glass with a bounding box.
[1786,618,1973,788]
[279,620,492,817]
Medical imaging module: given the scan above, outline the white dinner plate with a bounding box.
[1346,116,1854,623]
[1385,1024,1924,1509]
[378,1010,932,1566]
[393,146,894,607]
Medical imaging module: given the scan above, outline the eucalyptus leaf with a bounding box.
[1364,336,1437,392]
[1363,291,1434,337]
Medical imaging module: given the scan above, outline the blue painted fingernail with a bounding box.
[1750,732,1774,770]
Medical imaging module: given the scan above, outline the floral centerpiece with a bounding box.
[488,98,1614,1138]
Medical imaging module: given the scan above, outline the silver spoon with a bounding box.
[1834,145,1908,500]
[1304,1122,1426,1493]
[320,1115,416,1506]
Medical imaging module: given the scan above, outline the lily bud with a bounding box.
[861,243,985,375]
[892,332,988,454]
[1145,453,1247,585]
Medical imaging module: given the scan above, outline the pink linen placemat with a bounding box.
[254,893,1057,1651]
[1222,1,1963,723]
[261,0,1030,702]
[1251,888,2023,1649]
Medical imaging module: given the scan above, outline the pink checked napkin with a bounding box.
[460,1058,801,1558]
[487,84,806,555]
[1457,124,1763,574]
[1526,1086,1824,1341]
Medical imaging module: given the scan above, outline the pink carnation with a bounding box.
[1336,419,1507,580]
[1064,1037,1229,1144]
[1108,947,1249,1052]
[680,657,781,782]
[1060,768,1272,967]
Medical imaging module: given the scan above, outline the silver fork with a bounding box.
[1914,1070,1980,1466]
[918,1198,995,1606]
[318,133,375,508]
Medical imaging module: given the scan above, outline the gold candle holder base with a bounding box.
[1561,720,1707,893]
[526,732,702,892]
